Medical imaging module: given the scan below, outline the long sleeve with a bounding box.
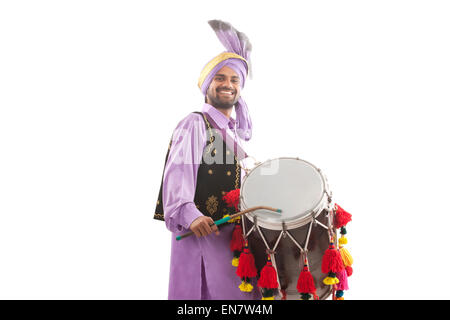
[162,113,206,233]
[166,107,262,300]
[235,97,252,141]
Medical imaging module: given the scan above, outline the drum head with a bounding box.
[241,158,327,229]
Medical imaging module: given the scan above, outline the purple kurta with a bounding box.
[162,103,260,300]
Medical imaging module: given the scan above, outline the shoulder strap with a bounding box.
[192,111,207,128]
[192,112,215,148]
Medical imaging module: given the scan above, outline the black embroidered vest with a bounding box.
[154,112,240,222]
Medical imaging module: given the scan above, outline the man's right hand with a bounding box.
[189,216,220,238]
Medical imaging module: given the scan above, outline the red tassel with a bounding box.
[345,265,353,277]
[257,256,279,289]
[334,204,352,229]
[297,265,316,294]
[230,224,245,252]
[321,243,344,274]
[236,244,257,278]
[222,189,240,211]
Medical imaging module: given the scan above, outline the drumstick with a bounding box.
[176,206,282,241]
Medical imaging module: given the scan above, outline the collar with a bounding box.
[202,103,237,130]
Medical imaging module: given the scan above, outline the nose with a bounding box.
[223,78,233,88]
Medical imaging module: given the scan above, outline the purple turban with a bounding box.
[198,20,253,141]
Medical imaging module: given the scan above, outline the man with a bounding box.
[154,20,260,300]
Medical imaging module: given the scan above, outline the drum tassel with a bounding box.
[297,259,318,300]
[257,255,279,300]
[236,242,258,292]
[230,221,245,267]
[321,240,344,286]
[334,204,353,300]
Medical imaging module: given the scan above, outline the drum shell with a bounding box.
[245,209,332,300]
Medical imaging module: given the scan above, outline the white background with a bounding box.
[1,0,449,300]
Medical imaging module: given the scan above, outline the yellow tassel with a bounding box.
[239,281,253,292]
[336,297,345,300]
[232,257,239,267]
[339,246,353,267]
[262,296,274,300]
[230,216,241,223]
[222,214,241,223]
[339,235,347,245]
[323,277,339,285]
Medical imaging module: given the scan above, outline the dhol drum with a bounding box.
[240,157,335,300]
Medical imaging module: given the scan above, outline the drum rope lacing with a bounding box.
[241,196,336,299]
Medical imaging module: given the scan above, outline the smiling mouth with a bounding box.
[218,90,235,96]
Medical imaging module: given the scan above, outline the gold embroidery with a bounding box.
[206,195,219,215]
[154,213,164,219]
[235,155,240,190]
[208,169,213,175]
[226,171,231,176]
[202,114,214,154]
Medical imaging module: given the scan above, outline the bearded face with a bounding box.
[206,66,241,110]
